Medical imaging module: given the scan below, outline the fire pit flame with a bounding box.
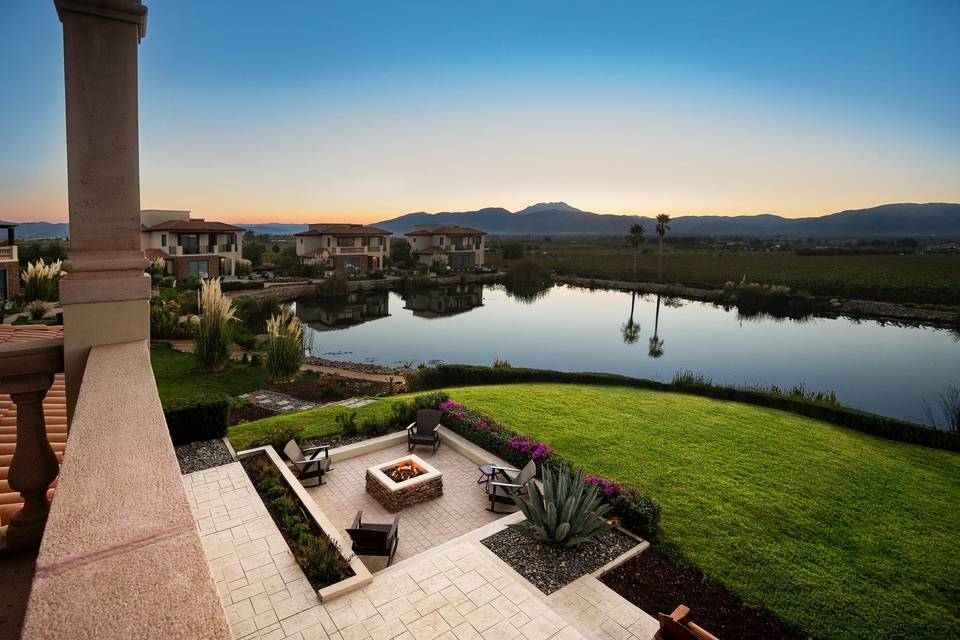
[387,462,423,483]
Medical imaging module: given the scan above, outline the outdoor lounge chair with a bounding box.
[407,409,442,452]
[283,440,332,486]
[346,511,400,566]
[486,459,537,513]
[653,605,720,640]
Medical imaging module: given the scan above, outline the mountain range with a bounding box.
[4,202,959,239]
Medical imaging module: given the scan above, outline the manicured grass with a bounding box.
[228,400,394,451]
[151,342,271,405]
[232,383,960,639]
[490,245,960,306]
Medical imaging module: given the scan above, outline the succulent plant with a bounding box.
[511,464,611,547]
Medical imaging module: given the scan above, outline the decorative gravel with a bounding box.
[480,526,638,594]
[175,438,235,474]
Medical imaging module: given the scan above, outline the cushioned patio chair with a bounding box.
[283,440,332,486]
[486,459,536,513]
[407,409,442,452]
[654,604,720,640]
[346,511,400,566]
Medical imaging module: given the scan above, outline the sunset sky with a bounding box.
[2,0,959,224]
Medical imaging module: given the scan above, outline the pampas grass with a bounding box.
[21,259,65,301]
[194,278,237,371]
[265,308,305,382]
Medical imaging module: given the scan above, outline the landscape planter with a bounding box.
[237,445,372,601]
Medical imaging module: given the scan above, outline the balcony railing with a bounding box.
[0,245,18,261]
[334,246,386,255]
[20,340,231,639]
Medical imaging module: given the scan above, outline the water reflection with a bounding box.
[648,295,665,358]
[621,292,640,344]
[402,284,484,318]
[296,291,390,330]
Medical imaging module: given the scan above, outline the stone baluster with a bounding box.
[0,338,64,550]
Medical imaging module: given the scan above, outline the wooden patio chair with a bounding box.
[407,409,442,452]
[346,511,400,566]
[486,459,536,513]
[654,605,720,640]
[282,440,332,486]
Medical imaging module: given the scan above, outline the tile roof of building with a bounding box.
[414,245,446,254]
[0,325,66,526]
[144,219,244,232]
[144,248,170,260]
[294,224,392,237]
[405,225,487,236]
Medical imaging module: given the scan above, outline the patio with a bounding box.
[306,439,506,570]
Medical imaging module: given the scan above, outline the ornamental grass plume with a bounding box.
[21,258,65,301]
[265,307,305,382]
[194,278,237,372]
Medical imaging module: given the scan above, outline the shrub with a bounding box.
[438,400,555,469]
[233,329,258,351]
[254,422,304,453]
[234,258,253,277]
[265,308,305,382]
[235,295,283,333]
[511,464,610,547]
[296,535,350,586]
[336,411,358,437]
[163,395,230,445]
[220,280,264,292]
[500,243,525,259]
[314,274,349,298]
[414,391,450,410]
[21,258,64,301]
[25,299,50,321]
[412,364,960,452]
[250,352,262,367]
[195,278,237,372]
[150,297,193,339]
[390,400,416,427]
[493,357,511,369]
[360,414,392,437]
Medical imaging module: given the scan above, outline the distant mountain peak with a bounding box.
[515,202,582,215]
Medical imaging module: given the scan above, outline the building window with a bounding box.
[337,237,355,247]
[188,260,208,278]
[181,233,200,254]
[326,237,331,247]
[440,236,445,246]
[161,233,167,246]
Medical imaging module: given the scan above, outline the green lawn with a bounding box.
[151,343,271,405]
[230,383,960,639]
[228,399,394,450]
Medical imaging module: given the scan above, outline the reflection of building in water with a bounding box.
[296,292,389,329]
[403,284,484,318]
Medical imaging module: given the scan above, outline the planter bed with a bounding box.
[240,450,358,594]
[175,438,234,474]
[600,547,803,640]
[481,526,638,594]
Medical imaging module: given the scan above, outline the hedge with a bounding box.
[163,395,231,445]
[408,364,960,452]
[221,280,265,292]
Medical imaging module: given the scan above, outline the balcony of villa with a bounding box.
[332,245,387,256]
[166,244,237,257]
[0,245,17,262]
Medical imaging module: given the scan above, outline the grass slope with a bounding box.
[228,400,393,450]
[230,383,960,639]
[151,342,270,405]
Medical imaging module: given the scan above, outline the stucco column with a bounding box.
[55,0,151,416]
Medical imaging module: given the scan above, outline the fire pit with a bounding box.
[365,454,442,513]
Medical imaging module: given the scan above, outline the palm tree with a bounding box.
[621,292,640,344]
[655,213,671,282]
[626,223,645,280]
[648,294,664,358]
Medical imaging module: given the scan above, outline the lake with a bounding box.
[295,283,959,426]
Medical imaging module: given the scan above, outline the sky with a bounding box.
[2,1,959,225]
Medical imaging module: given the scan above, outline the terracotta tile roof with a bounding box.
[144,248,170,260]
[415,245,446,254]
[0,325,66,526]
[295,224,391,237]
[405,225,486,236]
[144,219,244,233]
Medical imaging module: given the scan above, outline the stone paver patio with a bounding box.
[183,450,656,640]
[306,442,505,570]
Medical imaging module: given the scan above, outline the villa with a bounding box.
[0,224,20,300]
[140,210,245,279]
[405,225,487,269]
[295,224,391,273]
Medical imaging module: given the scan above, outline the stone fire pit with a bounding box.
[365,454,442,513]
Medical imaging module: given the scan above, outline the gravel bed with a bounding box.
[304,356,414,377]
[175,438,235,474]
[480,526,638,594]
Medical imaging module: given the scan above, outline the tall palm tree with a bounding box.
[655,213,671,282]
[626,223,645,280]
[621,291,640,344]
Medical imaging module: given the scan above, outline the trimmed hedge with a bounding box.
[408,364,960,452]
[221,280,265,292]
[163,395,231,445]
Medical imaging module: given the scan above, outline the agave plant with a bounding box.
[511,464,611,547]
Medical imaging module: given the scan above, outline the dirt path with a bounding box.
[299,363,400,383]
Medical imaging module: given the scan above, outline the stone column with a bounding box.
[55,0,151,416]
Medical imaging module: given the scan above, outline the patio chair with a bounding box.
[486,459,536,513]
[282,440,332,486]
[407,409,442,452]
[653,605,720,640]
[346,511,400,566]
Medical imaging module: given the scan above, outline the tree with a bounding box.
[390,238,413,266]
[243,233,266,267]
[501,243,525,260]
[655,213,671,282]
[626,224,646,280]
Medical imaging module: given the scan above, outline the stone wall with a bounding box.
[365,471,443,513]
[0,260,19,299]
